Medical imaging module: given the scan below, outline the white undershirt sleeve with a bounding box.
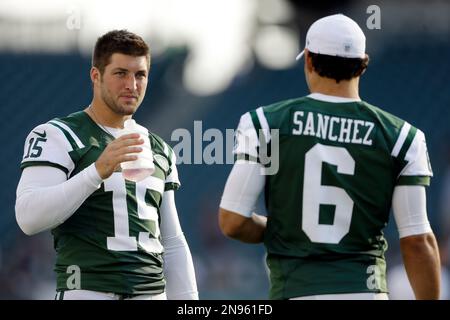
[160,190,199,300]
[219,159,266,217]
[15,164,103,235]
[392,185,432,238]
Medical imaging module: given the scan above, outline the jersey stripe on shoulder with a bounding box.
[167,145,174,163]
[234,112,260,163]
[249,110,261,132]
[256,107,271,143]
[391,122,411,157]
[160,140,176,176]
[48,122,77,151]
[249,109,266,147]
[162,141,170,158]
[397,126,417,161]
[49,120,85,149]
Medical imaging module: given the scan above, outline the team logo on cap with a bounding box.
[344,43,352,52]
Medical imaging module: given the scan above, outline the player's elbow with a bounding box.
[16,210,36,236]
[400,232,439,257]
[218,208,247,239]
[219,221,242,239]
[15,197,40,236]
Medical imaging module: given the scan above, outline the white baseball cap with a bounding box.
[296,14,366,60]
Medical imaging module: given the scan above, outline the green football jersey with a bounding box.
[20,111,180,295]
[233,94,433,299]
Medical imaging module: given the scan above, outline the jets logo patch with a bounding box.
[154,154,169,171]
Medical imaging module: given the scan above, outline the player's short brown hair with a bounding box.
[92,30,150,75]
[309,52,369,83]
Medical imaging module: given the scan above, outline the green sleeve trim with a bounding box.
[235,153,259,163]
[165,182,180,191]
[397,176,430,186]
[48,122,79,150]
[21,161,69,175]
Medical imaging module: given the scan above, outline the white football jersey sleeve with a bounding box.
[21,122,76,176]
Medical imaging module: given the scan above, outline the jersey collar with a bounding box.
[308,93,361,103]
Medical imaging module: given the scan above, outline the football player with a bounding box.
[16,30,198,300]
[219,14,441,300]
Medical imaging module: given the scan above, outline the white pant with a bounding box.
[290,293,389,300]
[55,290,167,300]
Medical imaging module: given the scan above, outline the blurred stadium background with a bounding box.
[0,0,449,299]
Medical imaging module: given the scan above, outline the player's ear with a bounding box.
[360,54,370,76]
[361,53,370,75]
[90,67,100,85]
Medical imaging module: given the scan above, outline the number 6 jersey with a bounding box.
[234,93,433,299]
[21,111,180,295]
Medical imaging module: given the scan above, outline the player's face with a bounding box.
[99,53,149,116]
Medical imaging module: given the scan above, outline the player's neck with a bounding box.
[86,99,130,129]
[310,76,360,99]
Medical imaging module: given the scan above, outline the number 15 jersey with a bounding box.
[20,111,180,295]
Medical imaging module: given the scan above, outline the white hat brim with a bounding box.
[295,50,305,61]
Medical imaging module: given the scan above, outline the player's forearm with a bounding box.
[219,209,266,243]
[400,233,441,299]
[15,164,102,235]
[162,234,199,300]
[243,213,267,243]
[159,191,198,299]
